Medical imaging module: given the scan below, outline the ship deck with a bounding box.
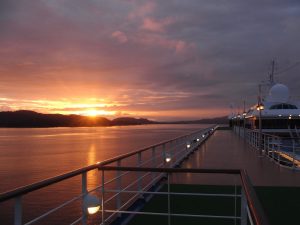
[173,129,300,186]
[128,129,300,225]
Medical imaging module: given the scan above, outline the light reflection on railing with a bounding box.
[233,126,300,170]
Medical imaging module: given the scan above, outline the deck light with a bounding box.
[165,153,172,162]
[84,194,101,215]
[186,142,191,148]
[196,138,200,142]
[278,114,282,117]
[202,134,205,138]
[256,103,264,111]
[289,116,292,120]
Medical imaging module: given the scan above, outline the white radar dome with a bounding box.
[268,83,290,103]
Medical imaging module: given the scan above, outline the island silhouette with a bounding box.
[0,110,227,127]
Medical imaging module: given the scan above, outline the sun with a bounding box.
[85,110,100,117]
[83,109,116,117]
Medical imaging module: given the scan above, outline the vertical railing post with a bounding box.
[101,169,105,225]
[169,141,173,167]
[292,140,295,169]
[14,196,22,225]
[162,143,166,166]
[267,136,270,158]
[240,188,247,225]
[167,173,171,225]
[137,152,142,195]
[256,132,258,149]
[151,147,156,184]
[277,142,281,165]
[264,134,266,154]
[81,172,87,225]
[234,181,237,225]
[272,137,275,160]
[116,160,122,216]
[238,121,241,137]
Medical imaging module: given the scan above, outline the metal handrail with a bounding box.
[234,126,300,169]
[240,169,270,225]
[100,166,270,225]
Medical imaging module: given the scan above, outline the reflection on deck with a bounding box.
[176,129,300,186]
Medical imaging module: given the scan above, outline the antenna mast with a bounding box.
[269,60,275,84]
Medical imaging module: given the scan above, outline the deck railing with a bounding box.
[100,166,270,225]
[233,126,300,170]
[0,126,216,225]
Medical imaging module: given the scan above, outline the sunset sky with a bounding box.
[1,0,300,121]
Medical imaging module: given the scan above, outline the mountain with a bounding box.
[0,110,153,128]
[111,117,155,126]
[0,110,228,128]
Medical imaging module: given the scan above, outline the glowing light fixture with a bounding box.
[186,142,191,148]
[202,134,205,138]
[196,138,200,142]
[84,194,101,215]
[256,103,264,111]
[278,114,282,117]
[289,115,292,120]
[243,112,247,116]
[165,153,172,162]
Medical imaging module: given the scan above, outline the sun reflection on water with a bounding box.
[87,144,98,189]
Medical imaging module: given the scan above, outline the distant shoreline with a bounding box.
[0,110,227,128]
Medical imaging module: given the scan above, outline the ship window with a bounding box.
[270,104,298,110]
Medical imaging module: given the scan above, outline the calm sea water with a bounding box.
[0,124,211,224]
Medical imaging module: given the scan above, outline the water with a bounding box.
[0,124,211,224]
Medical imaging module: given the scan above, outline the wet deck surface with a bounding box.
[172,130,300,186]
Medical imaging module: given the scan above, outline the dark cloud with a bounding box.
[0,0,300,119]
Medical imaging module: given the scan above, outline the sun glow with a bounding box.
[83,109,116,117]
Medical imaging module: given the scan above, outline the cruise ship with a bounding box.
[229,74,300,169]
[230,82,300,137]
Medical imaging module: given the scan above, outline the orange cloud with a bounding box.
[141,17,174,33]
[111,31,128,43]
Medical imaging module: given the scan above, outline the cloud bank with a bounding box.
[0,0,300,120]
